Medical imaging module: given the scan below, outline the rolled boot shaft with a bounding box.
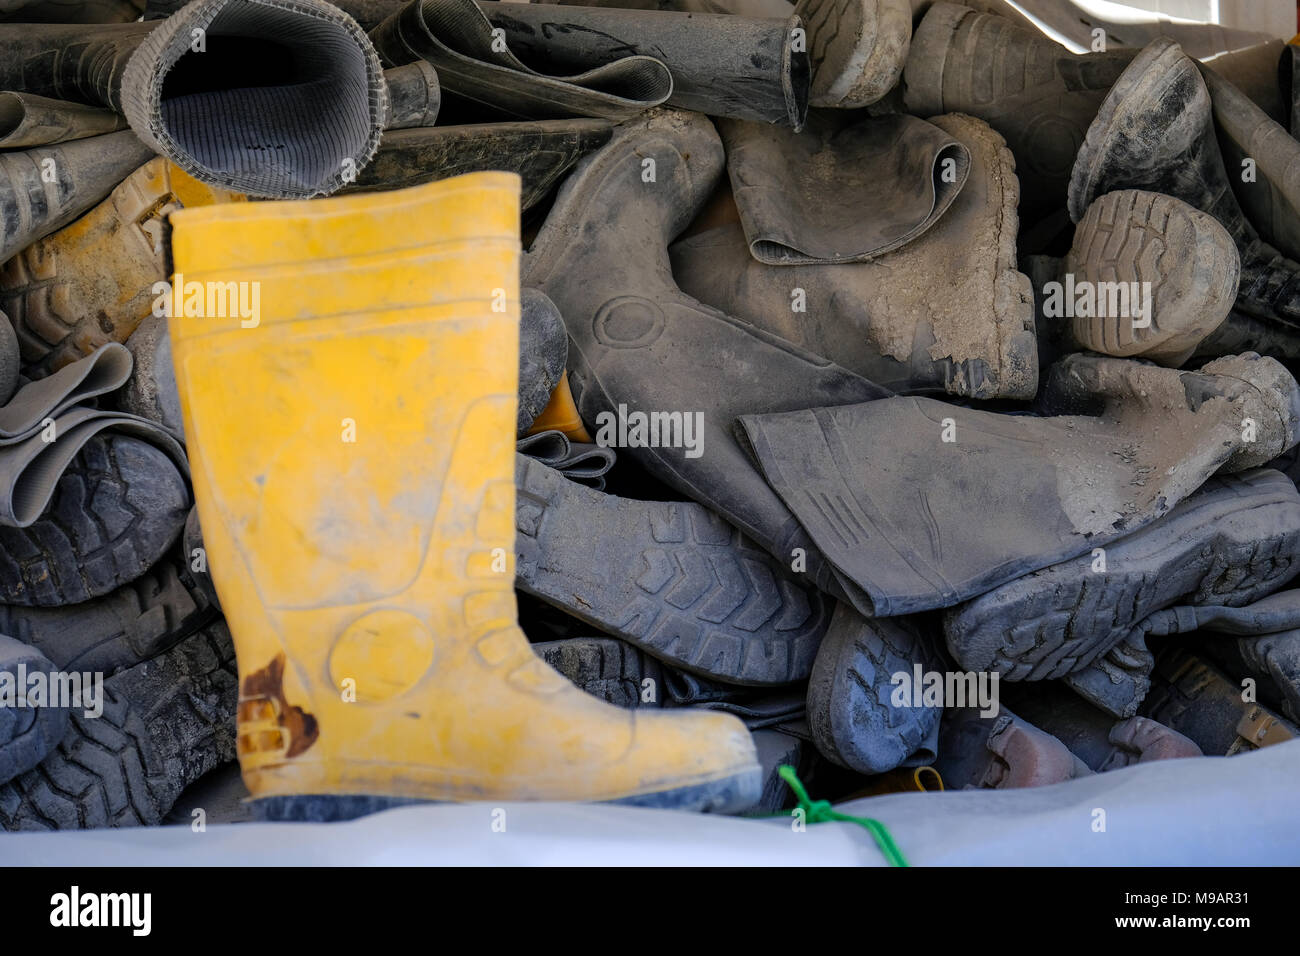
[478,1,810,128]
[0,0,388,199]
[382,61,440,128]
[0,92,126,150]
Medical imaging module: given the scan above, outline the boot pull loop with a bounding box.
[777,765,909,867]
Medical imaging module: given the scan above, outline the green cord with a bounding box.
[778,765,909,867]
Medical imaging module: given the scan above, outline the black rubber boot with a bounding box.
[345,119,612,209]
[0,0,143,21]
[0,0,388,198]
[518,289,569,437]
[933,704,1092,789]
[382,60,440,128]
[1069,37,1300,359]
[902,0,1135,222]
[0,635,70,786]
[0,621,237,830]
[516,454,831,685]
[523,108,889,611]
[0,91,126,149]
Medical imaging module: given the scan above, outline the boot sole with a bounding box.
[0,622,237,830]
[0,549,219,675]
[944,469,1300,681]
[515,456,831,685]
[1068,36,1185,222]
[0,435,190,606]
[1068,189,1238,362]
[0,636,69,784]
[797,0,911,108]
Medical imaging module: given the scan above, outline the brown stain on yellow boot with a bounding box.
[241,653,319,758]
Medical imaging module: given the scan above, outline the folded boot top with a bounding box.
[737,352,1300,617]
[0,92,127,150]
[673,112,1037,401]
[369,0,673,121]
[523,108,890,606]
[717,111,969,265]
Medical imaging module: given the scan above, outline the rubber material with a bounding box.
[523,108,889,611]
[0,622,237,830]
[945,469,1300,682]
[717,111,968,264]
[515,454,831,685]
[515,430,614,488]
[382,60,440,128]
[0,91,126,150]
[517,287,568,436]
[933,705,1091,789]
[0,635,69,786]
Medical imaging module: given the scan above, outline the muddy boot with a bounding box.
[714,112,969,264]
[739,352,1300,617]
[1200,65,1300,263]
[170,172,761,814]
[369,0,672,122]
[0,636,70,785]
[516,455,831,684]
[0,0,143,21]
[933,705,1091,789]
[118,313,182,434]
[805,604,942,774]
[1,158,244,381]
[346,120,612,209]
[1141,646,1299,755]
[517,289,569,437]
[0,132,154,264]
[1069,37,1300,359]
[0,92,126,150]
[1044,189,1238,366]
[672,112,1037,399]
[480,2,809,127]
[0,622,238,829]
[945,469,1300,690]
[382,60,440,129]
[1006,682,1201,771]
[0,0,387,198]
[902,1,1135,221]
[524,109,889,610]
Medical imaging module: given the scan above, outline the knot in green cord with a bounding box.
[778,764,909,867]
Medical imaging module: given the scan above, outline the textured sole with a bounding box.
[515,455,831,685]
[532,635,660,709]
[806,603,941,774]
[797,0,911,108]
[0,548,219,675]
[1067,189,1237,363]
[944,469,1300,681]
[0,622,237,830]
[0,635,69,785]
[0,435,190,606]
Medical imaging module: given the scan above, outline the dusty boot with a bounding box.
[0,0,387,198]
[347,120,612,210]
[516,455,830,684]
[1006,682,1201,771]
[738,352,1300,617]
[933,705,1091,789]
[0,0,143,20]
[0,636,70,785]
[0,622,238,829]
[369,0,673,122]
[1200,65,1300,263]
[480,2,809,127]
[1069,37,1300,359]
[1045,189,1238,366]
[524,109,889,610]
[1141,646,1299,755]
[945,469,1300,686]
[714,112,969,265]
[118,313,182,433]
[0,158,244,381]
[902,1,1135,221]
[1284,43,1300,139]
[0,92,126,149]
[517,289,568,437]
[526,373,592,443]
[805,604,943,774]
[170,173,762,815]
[0,132,154,264]
[672,112,1037,399]
[382,60,440,129]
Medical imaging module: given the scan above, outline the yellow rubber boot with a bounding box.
[168,173,760,817]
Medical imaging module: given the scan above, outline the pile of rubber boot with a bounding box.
[0,0,1298,859]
